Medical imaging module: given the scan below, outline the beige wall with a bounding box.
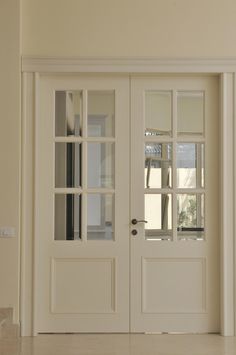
[22,0,236,57]
[0,0,20,322]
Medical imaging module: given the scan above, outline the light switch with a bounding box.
[0,227,15,238]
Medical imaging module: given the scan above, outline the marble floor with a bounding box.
[0,334,236,355]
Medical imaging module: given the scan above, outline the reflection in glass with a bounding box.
[177,91,204,136]
[145,91,172,137]
[145,143,172,188]
[88,91,115,137]
[55,194,81,240]
[145,194,172,240]
[87,143,114,188]
[177,194,204,240]
[87,194,114,240]
[55,91,82,137]
[177,143,204,188]
[55,143,82,188]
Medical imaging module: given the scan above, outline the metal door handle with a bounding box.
[131,219,148,225]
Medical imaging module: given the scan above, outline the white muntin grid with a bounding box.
[144,89,205,242]
[53,89,116,242]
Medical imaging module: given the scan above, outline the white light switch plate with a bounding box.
[0,227,15,237]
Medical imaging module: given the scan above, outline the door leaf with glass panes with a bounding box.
[36,75,129,333]
[130,76,220,333]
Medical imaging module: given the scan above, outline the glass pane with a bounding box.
[145,91,172,137]
[177,194,204,240]
[55,91,82,137]
[54,194,81,240]
[87,194,114,240]
[87,143,114,188]
[177,91,204,136]
[88,91,115,137]
[177,143,204,188]
[55,143,82,188]
[145,194,172,240]
[145,143,172,188]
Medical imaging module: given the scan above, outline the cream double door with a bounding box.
[36,75,219,333]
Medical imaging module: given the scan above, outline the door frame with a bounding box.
[21,57,236,336]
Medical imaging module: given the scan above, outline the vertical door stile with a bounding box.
[33,72,40,336]
[82,89,87,242]
[172,89,177,242]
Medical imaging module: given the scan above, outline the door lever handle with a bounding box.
[131,219,148,225]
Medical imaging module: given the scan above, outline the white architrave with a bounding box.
[21,72,34,337]
[21,57,236,336]
[220,73,235,336]
[22,56,236,74]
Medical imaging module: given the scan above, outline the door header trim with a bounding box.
[21,56,236,73]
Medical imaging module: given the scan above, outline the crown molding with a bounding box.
[21,56,236,73]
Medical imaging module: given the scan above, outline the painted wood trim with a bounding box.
[220,73,235,336]
[234,72,236,337]
[54,137,115,143]
[20,72,27,336]
[82,90,88,242]
[22,57,236,73]
[33,72,40,336]
[20,72,35,336]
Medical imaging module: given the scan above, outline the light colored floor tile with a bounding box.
[0,334,236,355]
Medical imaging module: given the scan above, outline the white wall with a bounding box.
[0,0,20,322]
